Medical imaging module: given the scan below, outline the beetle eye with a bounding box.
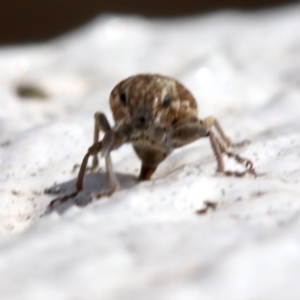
[120,93,127,106]
[162,94,171,108]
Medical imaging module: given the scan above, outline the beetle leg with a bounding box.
[208,131,224,172]
[202,116,249,149]
[91,112,112,170]
[171,120,256,176]
[75,141,103,191]
[49,126,128,208]
[217,140,257,177]
[88,127,129,200]
[49,141,103,208]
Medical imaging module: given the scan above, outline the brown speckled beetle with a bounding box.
[50,74,256,205]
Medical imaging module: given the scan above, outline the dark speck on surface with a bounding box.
[15,83,48,100]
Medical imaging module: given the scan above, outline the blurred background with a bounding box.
[0,0,297,45]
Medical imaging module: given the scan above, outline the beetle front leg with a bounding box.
[217,138,256,177]
[171,121,256,176]
[208,130,224,172]
[49,128,127,208]
[91,112,112,170]
[208,130,256,176]
[203,117,256,176]
[202,116,249,149]
[49,141,103,208]
[75,141,103,191]
[171,122,225,173]
[89,127,128,200]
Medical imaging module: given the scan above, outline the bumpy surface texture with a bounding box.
[1,5,300,300]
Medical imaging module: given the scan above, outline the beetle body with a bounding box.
[50,74,256,206]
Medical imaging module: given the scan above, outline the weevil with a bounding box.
[50,74,256,206]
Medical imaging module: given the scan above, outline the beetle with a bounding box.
[50,74,255,206]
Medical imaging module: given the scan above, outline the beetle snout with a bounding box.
[132,107,153,130]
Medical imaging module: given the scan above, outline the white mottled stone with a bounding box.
[1,4,300,300]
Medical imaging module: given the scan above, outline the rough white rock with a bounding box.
[1,4,300,300]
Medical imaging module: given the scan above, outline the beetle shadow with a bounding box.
[44,172,138,215]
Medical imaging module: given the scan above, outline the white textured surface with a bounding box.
[1,5,300,300]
